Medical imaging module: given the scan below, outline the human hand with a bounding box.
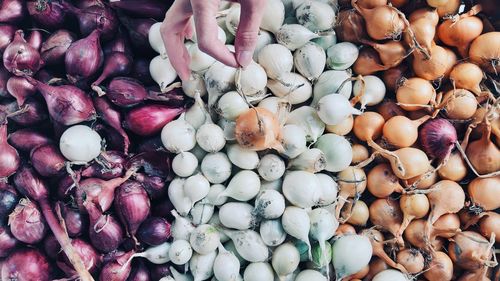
[160,0,266,81]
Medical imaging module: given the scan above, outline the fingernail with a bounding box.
[237,51,252,68]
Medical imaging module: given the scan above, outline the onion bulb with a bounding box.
[235,108,283,152]
[469,32,500,74]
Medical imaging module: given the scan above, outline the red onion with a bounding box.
[30,143,66,177]
[8,98,49,126]
[63,2,118,41]
[85,201,124,253]
[1,248,50,281]
[126,151,172,178]
[0,123,20,178]
[137,137,164,153]
[8,199,47,244]
[119,16,155,51]
[7,128,51,153]
[7,76,36,106]
[56,171,81,200]
[0,182,18,220]
[26,77,96,125]
[27,30,43,50]
[13,166,94,280]
[0,66,9,98]
[93,97,130,154]
[77,170,134,213]
[76,0,102,9]
[106,77,148,107]
[65,29,104,83]
[41,29,76,65]
[134,173,167,200]
[132,58,154,85]
[99,250,134,281]
[43,234,61,259]
[3,30,42,76]
[92,52,132,95]
[152,198,175,220]
[81,150,126,180]
[148,88,186,106]
[137,217,171,246]
[0,24,16,53]
[57,238,102,275]
[0,0,26,24]
[419,118,458,160]
[103,30,132,57]
[149,264,172,281]
[109,0,170,20]
[115,180,150,237]
[27,0,66,29]
[124,104,185,136]
[0,225,18,257]
[57,202,88,238]
[127,260,151,281]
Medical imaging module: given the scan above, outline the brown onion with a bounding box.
[335,9,368,43]
[424,251,454,281]
[479,212,500,243]
[353,47,387,75]
[412,44,457,81]
[469,32,500,74]
[465,125,500,175]
[448,231,494,271]
[468,176,500,211]
[353,1,405,40]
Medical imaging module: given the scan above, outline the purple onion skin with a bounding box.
[30,143,66,177]
[152,198,175,220]
[137,137,164,153]
[0,183,19,220]
[41,29,76,65]
[93,98,130,154]
[76,0,102,9]
[81,150,126,180]
[0,122,20,178]
[419,118,458,160]
[7,76,37,106]
[86,202,124,253]
[64,2,119,41]
[27,0,66,29]
[119,16,155,53]
[3,30,42,76]
[0,0,26,24]
[110,0,170,20]
[115,180,151,237]
[1,248,51,281]
[0,225,18,258]
[27,30,43,51]
[149,263,172,281]
[126,151,172,178]
[104,30,132,57]
[8,199,47,244]
[137,217,171,246]
[0,65,9,97]
[43,234,61,259]
[58,202,88,238]
[57,239,102,276]
[8,98,49,126]
[65,29,104,83]
[8,128,51,153]
[26,78,96,126]
[56,171,81,200]
[0,24,16,54]
[135,173,167,200]
[107,77,148,107]
[99,250,134,281]
[127,260,151,281]
[124,105,185,137]
[13,165,48,200]
[132,58,154,85]
[93,52,132,88]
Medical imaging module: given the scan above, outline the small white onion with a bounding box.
[205,184,228,206]
[296,1,336,32]
[161,117,197,153]
[253,31,275,61]
[353,75,386,109]
[294,42,327,81]
[182,73,207,98]
[184,173,210,205]
[59,125,102,163]
[196,123,226,153]
[316,94,361,125]
[372,269,410,281]
[150,55,177,92]
[239,61,268,96]
[217,91,249,120]
[267,72,312,105]
[258,97,283,115]
[148,22,165,55]
[282,171,322,208]
[285,106,325,143]
[260,0,285,33]
[314,133,352,172]
[316,173,338,206]
[219,170,261,201]
[190,202,214,225]
[201,152,232,184]
[312,33,337,50]
[219,202,254,230]
[225,4,240,36]
[326,42,359,70]
[188,43,216,73]
[172,152,199,177]
[169,239,193,265]
[254,189,285,219]
[243,263,274,281]
[259,220,286,247]
[226,144,260,169]
[276,24,319,50]
[257,154,286,181]
[295,270,327,281]
[218,118,237,141]
[190,224,220,254]
[281,124,307,159]
[272,243,300,278]
[313,70,352,104]
[257,44,293,80]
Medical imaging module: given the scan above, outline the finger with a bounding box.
[161,0,193,81]
[234,0,266,67]
[191,0,239,68]
[183,20,194,40]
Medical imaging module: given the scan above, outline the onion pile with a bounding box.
[0,0,498,281]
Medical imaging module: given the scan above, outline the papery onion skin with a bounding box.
[235,108,282,151]
[335,9,368,44]
[0,123,20,178]
[8,199,47,244]
[27,0,66,29]
[114,180,150,237]
[124,104,185,136]
[56,238,102,275]
[469,32,500,74]
[413,44,457,81]
[0,24,16,53]
[65,29,104,83]
[63,2,119,41]
[41,29,76,65]
[106,77,148,107]
[0,0,26,24]
[1,248,51,281]
[419,118,457,160]
[468,176,500,211]
[8,98,49,126]
[3,30,42,76]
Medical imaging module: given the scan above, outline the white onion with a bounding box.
[217,91,249,120]
[172,152,199,177]
[205,184,228,206]
[259,220,287,247]
[168,179,190,216]
[239,61,268,96]
[201,152,232,184]
[258,97,283,115]
[184,174,210,206]
[288,148,327,173]
[281,206,312,259]
[326,42,359,70]
[353,75,386,109]
[219,170,260,201]
[219,202,255,230]
[281,124,307,159]
[225,4,240,35]
[169,239,193,265]
[254,189,286,219]
[272,243,300,278]
[267,72,312,104]
[148,22,165,55]
[313,70,352,103]
[243,263,274,281]
[226,144,260,169]
[331,235,373,280]
[224,229,269,262]
[295,270,327,281]
[190,224,220,254]
[257,44,293,80]
[260,0,285,33]
[190,202,214,225]
[182,73,207,98]
[214,244,241,281]
[282,171,322,208]
[196,123,226,153]
[190,251,217,281]
[314,133,352,172]
[171,210,195,241]
[296,1,336,32]
[253,31,275,61]
[372,269,410,281]
[257,154,286,181]
[161,117,197,153]
[276,24,319,50]
[285,106,325,143]
[312,33,337,50]
[294,42,327,81]
[316,94,361,125]
[59,125,102,163]
[189,43,216,73]
[150,55,177,92]
[315,173,338,206]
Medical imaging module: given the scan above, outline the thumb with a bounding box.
[235,0,266,67]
